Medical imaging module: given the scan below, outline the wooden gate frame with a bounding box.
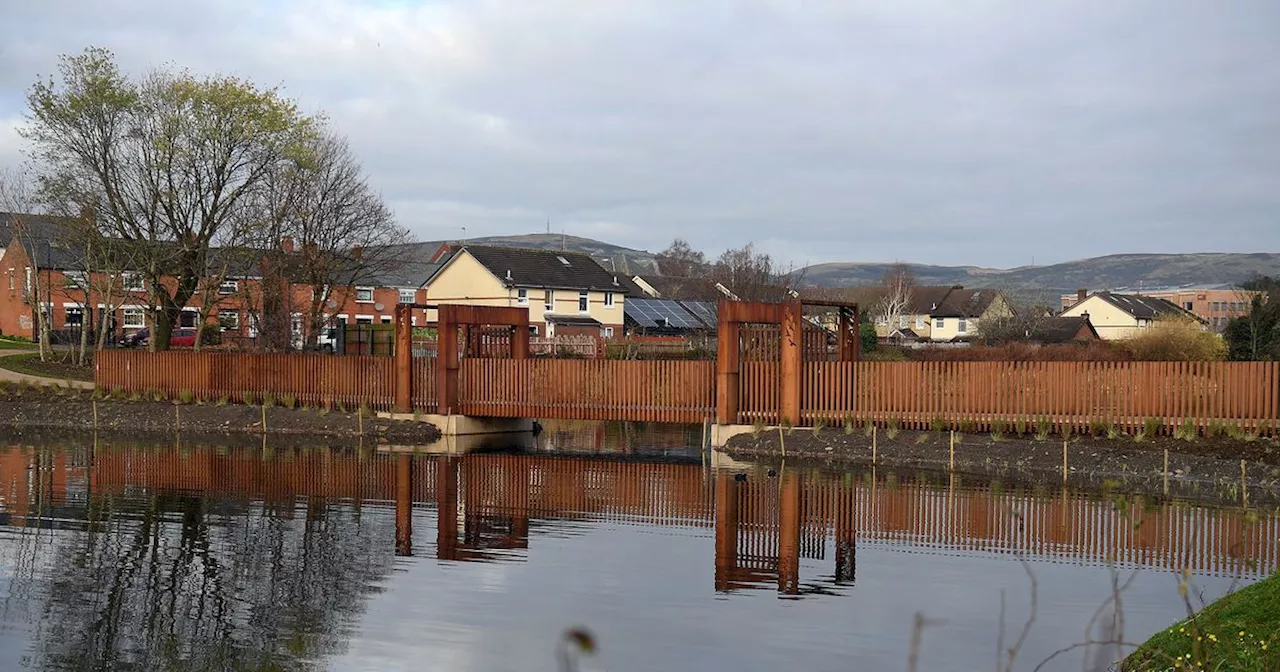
[393,303,530,413]
[715,299,860,426]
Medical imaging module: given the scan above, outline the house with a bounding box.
[1025,316,1100,344]
[422,245,640,338]
[873,285,1013,343]
[1060,286,1260,334]
[1059,291,1198,340]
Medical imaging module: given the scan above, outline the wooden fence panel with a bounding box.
[96,350,396,410]
[412,356,437,411]
[457,359,715,423]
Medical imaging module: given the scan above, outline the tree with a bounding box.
[23,47,318,349]
[656,239,706,277]
[873,263,915,331]
[709,243,802,302]
[243,127,409,351]
[1124,317,1227,361]
[1224,277,1280,361]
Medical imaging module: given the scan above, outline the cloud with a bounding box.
[1,0,1278,267]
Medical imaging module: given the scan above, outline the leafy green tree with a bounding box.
[23,47,318,349]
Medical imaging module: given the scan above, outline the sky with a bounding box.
[1,0,1278,268]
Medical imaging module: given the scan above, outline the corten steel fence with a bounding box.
[457,358,716,423]
[96,349,396,410]
[792,360,1280,435]
[97,351,1279,434]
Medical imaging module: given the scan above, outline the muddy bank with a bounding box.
[724,428,1280,508]
[0,393,441,445]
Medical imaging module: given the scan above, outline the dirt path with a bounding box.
[0,350,95,390]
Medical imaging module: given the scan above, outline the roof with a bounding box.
[544,314,602,327]
[1092,292,1191,320]
[364,242,450,287]
[636,275,727,301]
[1028,317,1099,344]
[931,288,1002,318]
[448,245,641,294]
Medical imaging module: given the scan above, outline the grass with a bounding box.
[1123,573,1279,671]
[0,352,94,382]
[0,338,33,350]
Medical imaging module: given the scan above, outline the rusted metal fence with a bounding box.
[96,349,396,410]
[457,358,716,423]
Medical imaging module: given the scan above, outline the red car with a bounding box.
[119,327,198,348]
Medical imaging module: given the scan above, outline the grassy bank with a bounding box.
[0,351,94,381]
[1123,573,1278,670]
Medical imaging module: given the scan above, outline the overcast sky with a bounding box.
[2,0,1277,267]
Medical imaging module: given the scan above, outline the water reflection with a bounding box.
[1,443,1278,671]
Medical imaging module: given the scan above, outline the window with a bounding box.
[63,271,87,290]
[65,306,83,326]
[603,327,614,338]
[935,319,945,330]
[219,279,239,295]
[517,288,528,305]
[604,292,615,308]
[122,272,144,292]
[543,289,554,312]
[529,325,539,336]
[381,315,392,324]
[7,269,12,290]
[898,316,908,329]
[399,288,416,304]
[578,290,589,313]
[25,267,33,294]
[355,287,374,303]
[1184,301,1194,311]
[915,317,925,330]
[217,311,240,331]
[123,307,146,329]
[556,255,571,266]
[958,319,968,334]
[355,315,373,325]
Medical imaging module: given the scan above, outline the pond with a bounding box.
[0,428,1275,671]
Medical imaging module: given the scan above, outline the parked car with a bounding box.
[169,328,198,347]
[118,327,202,348]
[119,328,149,348]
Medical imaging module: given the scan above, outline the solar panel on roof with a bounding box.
[678,301,717,328]
[625,298,703,329]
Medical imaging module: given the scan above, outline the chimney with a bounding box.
[1081,311,1090,323]
[351,245,364,260]
[1077,288,1088,304]
[281,236,295,254]
[505,269,513,282]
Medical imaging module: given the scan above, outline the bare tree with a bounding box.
[244,127,410,351]
[874,263,915,331]
[0,168,57,359]
[23,47,317,350]
[710,243,803,302]
[656,239,707,277]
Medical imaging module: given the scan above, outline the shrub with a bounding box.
[1090,419,1109,437]
[1035,417,1051,441]
[241,391,256,405]
[262,392,276,409]
[811,420,825,437]
[281,394,297,409]
[885,418,900,440]
[931,416,947,433]
[177,390,195,405]
[1144,416,1164,438]
[1174,419,1199,442]
[1123,317,1228,361]
[843,414,856,435]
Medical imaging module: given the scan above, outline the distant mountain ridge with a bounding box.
[448,234,1279,295]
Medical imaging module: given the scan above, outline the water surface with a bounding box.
[0,434,1275,671]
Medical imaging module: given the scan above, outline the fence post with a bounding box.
[780,300,803,426]
[436,307,458,416]
[716,316,740,425]
[394,305,412,413]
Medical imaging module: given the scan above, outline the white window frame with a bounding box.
[604,292,615,308]
[398,288,416,304]
[898,316,908,329]
[63,271,87,290]
[935,319,945,330]
[529,325,539,336]
[517,288,528,305]
[355,315,374,325]
[603,326,614,338]
[122,272,144,292]
[544,289,554,313]
[958,319,968,334]
[7,269,13,290]
[122,306,146,329]
[218,279,239,295]
[578,290,589,313]
[355,287,375,303]
[381,315,393,324]
[25,267,33,294]
[217,311,240,331]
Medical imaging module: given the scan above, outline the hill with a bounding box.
[799,253,1280,295]
[436,234,1279,297]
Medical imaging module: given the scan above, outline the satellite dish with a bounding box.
[374,302,385,311]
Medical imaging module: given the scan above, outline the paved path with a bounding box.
[0,350,95,389]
